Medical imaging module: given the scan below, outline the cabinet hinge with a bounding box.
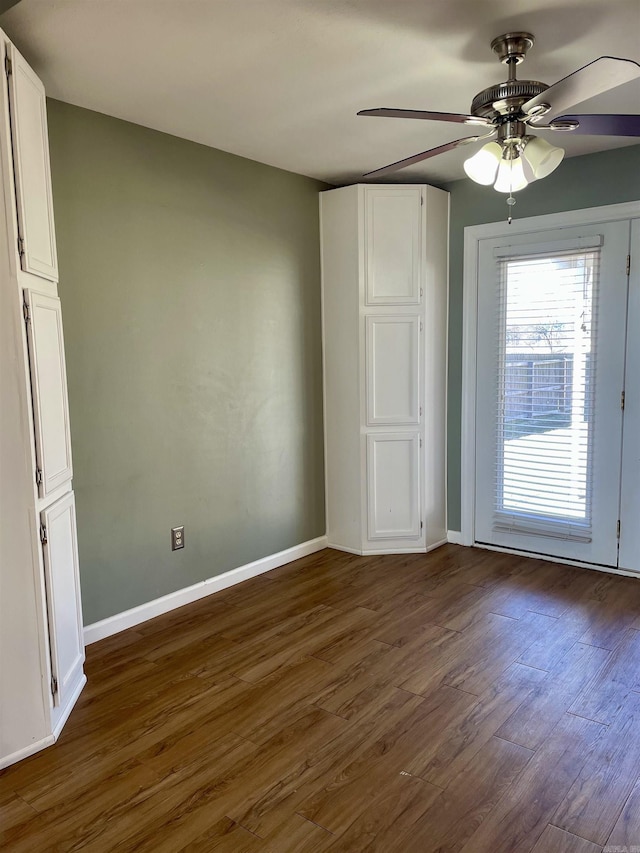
[4,54,11,77]
[51,675,58,696]
[419,436,423,448]
[419,405,423,417]
[40,523,48,545]
[621,390,625,411]
[617,519,621,539]
[627,254,631,276]
[420,195,424,206]
[23,300,30,322]
[420,520,423,531]
[419,319,424,332]
[35,468,43,486]
[18,235,25,257]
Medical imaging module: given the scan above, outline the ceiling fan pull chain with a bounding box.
[507,194,516,225]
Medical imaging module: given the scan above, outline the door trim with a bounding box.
[461,200,640,548]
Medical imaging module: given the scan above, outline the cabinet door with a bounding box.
[366,315,420,425]
[364,187,422,305]
[24,290,73,497]
[41,492,84,708]
[367,433,421,539]
[7,43,58,281]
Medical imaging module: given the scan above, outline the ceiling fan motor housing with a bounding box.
[471,80,549,121]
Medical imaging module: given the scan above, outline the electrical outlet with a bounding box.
[171,526,185,551]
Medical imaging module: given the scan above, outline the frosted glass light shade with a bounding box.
[494,155,529,193]
[463,142,502,185]
[522,136,565,179]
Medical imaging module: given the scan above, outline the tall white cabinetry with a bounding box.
[0,30,85,769]
[321,184,449,555]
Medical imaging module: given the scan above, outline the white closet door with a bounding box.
[24,290,73,497]
[364,187,422,305]
[366,315,420,425]
[41,492,84,708]
[7,43,58,281]
[619,219,640,572]
[367,433,421,539]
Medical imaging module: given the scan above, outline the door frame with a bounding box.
[460,201,640,571]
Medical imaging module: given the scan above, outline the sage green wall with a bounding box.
[444,144,640,531]
[47,99,327,625]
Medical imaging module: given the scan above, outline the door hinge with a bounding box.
[35,468,43,486]
[51,675,58,696]
[4,54,11,77]
[419,405,423,417]
[420,194,424,206]
[40,523,48,545]
[420,520,423,531]
[419,436,423,448]
[420,287,423,299]
[18,235,25,257]
[621,390,626,411]
[617,519,621,539]
[626,254,631,276]
[23,300,30,322]
[419,319,424,332]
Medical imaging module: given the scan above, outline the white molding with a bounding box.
[447,530,465,546]
[327,542,363,555]
[84,536,328,645]
[0,734,55,771]
[52,674,86,740]
[460,200,640,548]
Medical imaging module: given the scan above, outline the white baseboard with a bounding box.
[84,535,328,646]
[0,734,55,771]
[447,530,465,545]
[327,540,448,556]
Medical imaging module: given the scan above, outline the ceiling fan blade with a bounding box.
[546,113,640,136]
[363,132,495,178]
[524,56,640,124]
[358,108,492,127]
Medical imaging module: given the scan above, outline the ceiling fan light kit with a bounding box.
[358,31,640,219]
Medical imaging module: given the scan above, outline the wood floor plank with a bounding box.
[495,642,611,750]
[569,627,640,724]
[321,771,441,852]
[457,714,605,853]
[406,662,547,787]
[2,545,639,852]
[552,692,640,845]
[604,776,640,851]
[396,736,534,853]
[530,825,602,853]
[227,686,424,838]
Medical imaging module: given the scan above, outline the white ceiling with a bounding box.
[2,0,640,185]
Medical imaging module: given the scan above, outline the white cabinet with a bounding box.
[321,184,449,555]
[0,28,84,770]
[24,290,73,498]
[41,492,84,719]
[6,42,58,281]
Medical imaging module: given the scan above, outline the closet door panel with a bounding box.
[24,290,73,497]
[7,43,58,281]
[364,187,422,304]
[367,433,420,539]
[366,315,420,425]
[41,492,84,707]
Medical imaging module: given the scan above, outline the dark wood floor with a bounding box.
[2,545,640,852]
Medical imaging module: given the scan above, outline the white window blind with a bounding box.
[492,244,601,541]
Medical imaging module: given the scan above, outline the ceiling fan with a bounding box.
[358,32,640,202]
